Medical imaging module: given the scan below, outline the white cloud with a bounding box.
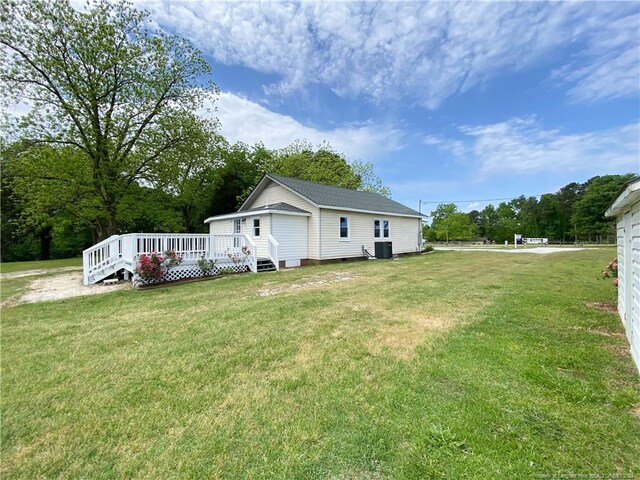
[136,1,639,108]
[423,134,468,158]
[551,12,640,102]
[208,91,404,161]
[434,116,640,176]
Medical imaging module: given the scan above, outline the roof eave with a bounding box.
[204,209,311,224]
[605,178,640,217]
[318,204,423,218]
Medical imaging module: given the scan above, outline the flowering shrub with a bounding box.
[134,249,183,285]
[602,258,618,287]
[227,245,251,265]
[163,249,183,269]
[197,256,217,275]
[134,252,166,284]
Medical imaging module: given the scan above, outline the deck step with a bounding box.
[256,258,277,272]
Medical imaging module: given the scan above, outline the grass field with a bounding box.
[0,257,81,274]
[2,249,638,479]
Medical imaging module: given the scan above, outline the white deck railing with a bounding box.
[267,234,280,270]
[83,233,259,285]
[82,235,122,285]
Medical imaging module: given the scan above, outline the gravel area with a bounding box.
[3,271,130,306]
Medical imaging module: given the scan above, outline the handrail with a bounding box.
[81,234,120,255]
[267,234,280,270]
[244,234,258,273]
[82,235,123,285]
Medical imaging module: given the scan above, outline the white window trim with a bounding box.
[339,215,350,241]
[253,218,261,238]
[374,218,390,239]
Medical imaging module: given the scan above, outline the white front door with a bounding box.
[233,218,242,248]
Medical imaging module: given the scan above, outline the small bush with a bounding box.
[601,258,618,287]
[197,256,217,275]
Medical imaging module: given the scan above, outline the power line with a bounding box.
[420,194,543,204]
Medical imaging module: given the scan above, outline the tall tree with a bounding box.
[350,160,392,198]
[556,182,584,243]
[1,0,216,240]
[260,141,362,189]
[1,141,97,258]
[207,142,263,216]
[430,203,477,241]
[572,174,635,242]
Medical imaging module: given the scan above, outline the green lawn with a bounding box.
[0,257,82,274]
[2,249,638,479]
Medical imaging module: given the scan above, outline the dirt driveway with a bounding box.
[2,268,130,306]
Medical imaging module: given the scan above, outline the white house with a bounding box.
[204,173,424,268]
[82,174,423,285]
[605,176,640,373]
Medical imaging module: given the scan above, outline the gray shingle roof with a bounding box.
[243,202,311,215]
[267,173,422,217]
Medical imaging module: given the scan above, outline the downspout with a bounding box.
[318,208,322,260]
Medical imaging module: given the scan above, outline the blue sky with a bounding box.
[139,2,638,212]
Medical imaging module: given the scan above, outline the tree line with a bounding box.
[423,173,635,244]
[1,138,389,261]
[0,0,388,262]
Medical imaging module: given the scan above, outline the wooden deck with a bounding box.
[82,233,279,285]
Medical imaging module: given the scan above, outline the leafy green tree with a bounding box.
[261,141,361,189]
[351,160,392,198]
[1,0,216,240]
[572,174,635,242]
[1,141,97,258]
[467,210,482,236]
[510,196,541,238]
[480,204,500,241]
[494,202,519,242]
[430,203,477,241]
[207,142,263,216]
[537,193,561,240]
[556,182,584,243]
[154,115,225,232]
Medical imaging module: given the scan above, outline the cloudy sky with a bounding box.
[144,1,637,213]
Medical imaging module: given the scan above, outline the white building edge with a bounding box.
[605,177,640,373]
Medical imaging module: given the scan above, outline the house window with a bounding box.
[374,219,390,238]
[253,218,260,237]
[339,216,350,240]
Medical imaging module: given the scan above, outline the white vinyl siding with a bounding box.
[614,199,640,373]
[209,218,233,235]
[272,214,308,263]
[320,210,421,259]
[208,215,270,259]
[632,205,640,371]
[245,182,321,259]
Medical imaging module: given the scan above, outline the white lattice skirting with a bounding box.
[134,263,249,287]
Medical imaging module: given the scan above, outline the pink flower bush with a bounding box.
[134,249,183,285]
[601,258,618,287]
[227,246,251,265]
